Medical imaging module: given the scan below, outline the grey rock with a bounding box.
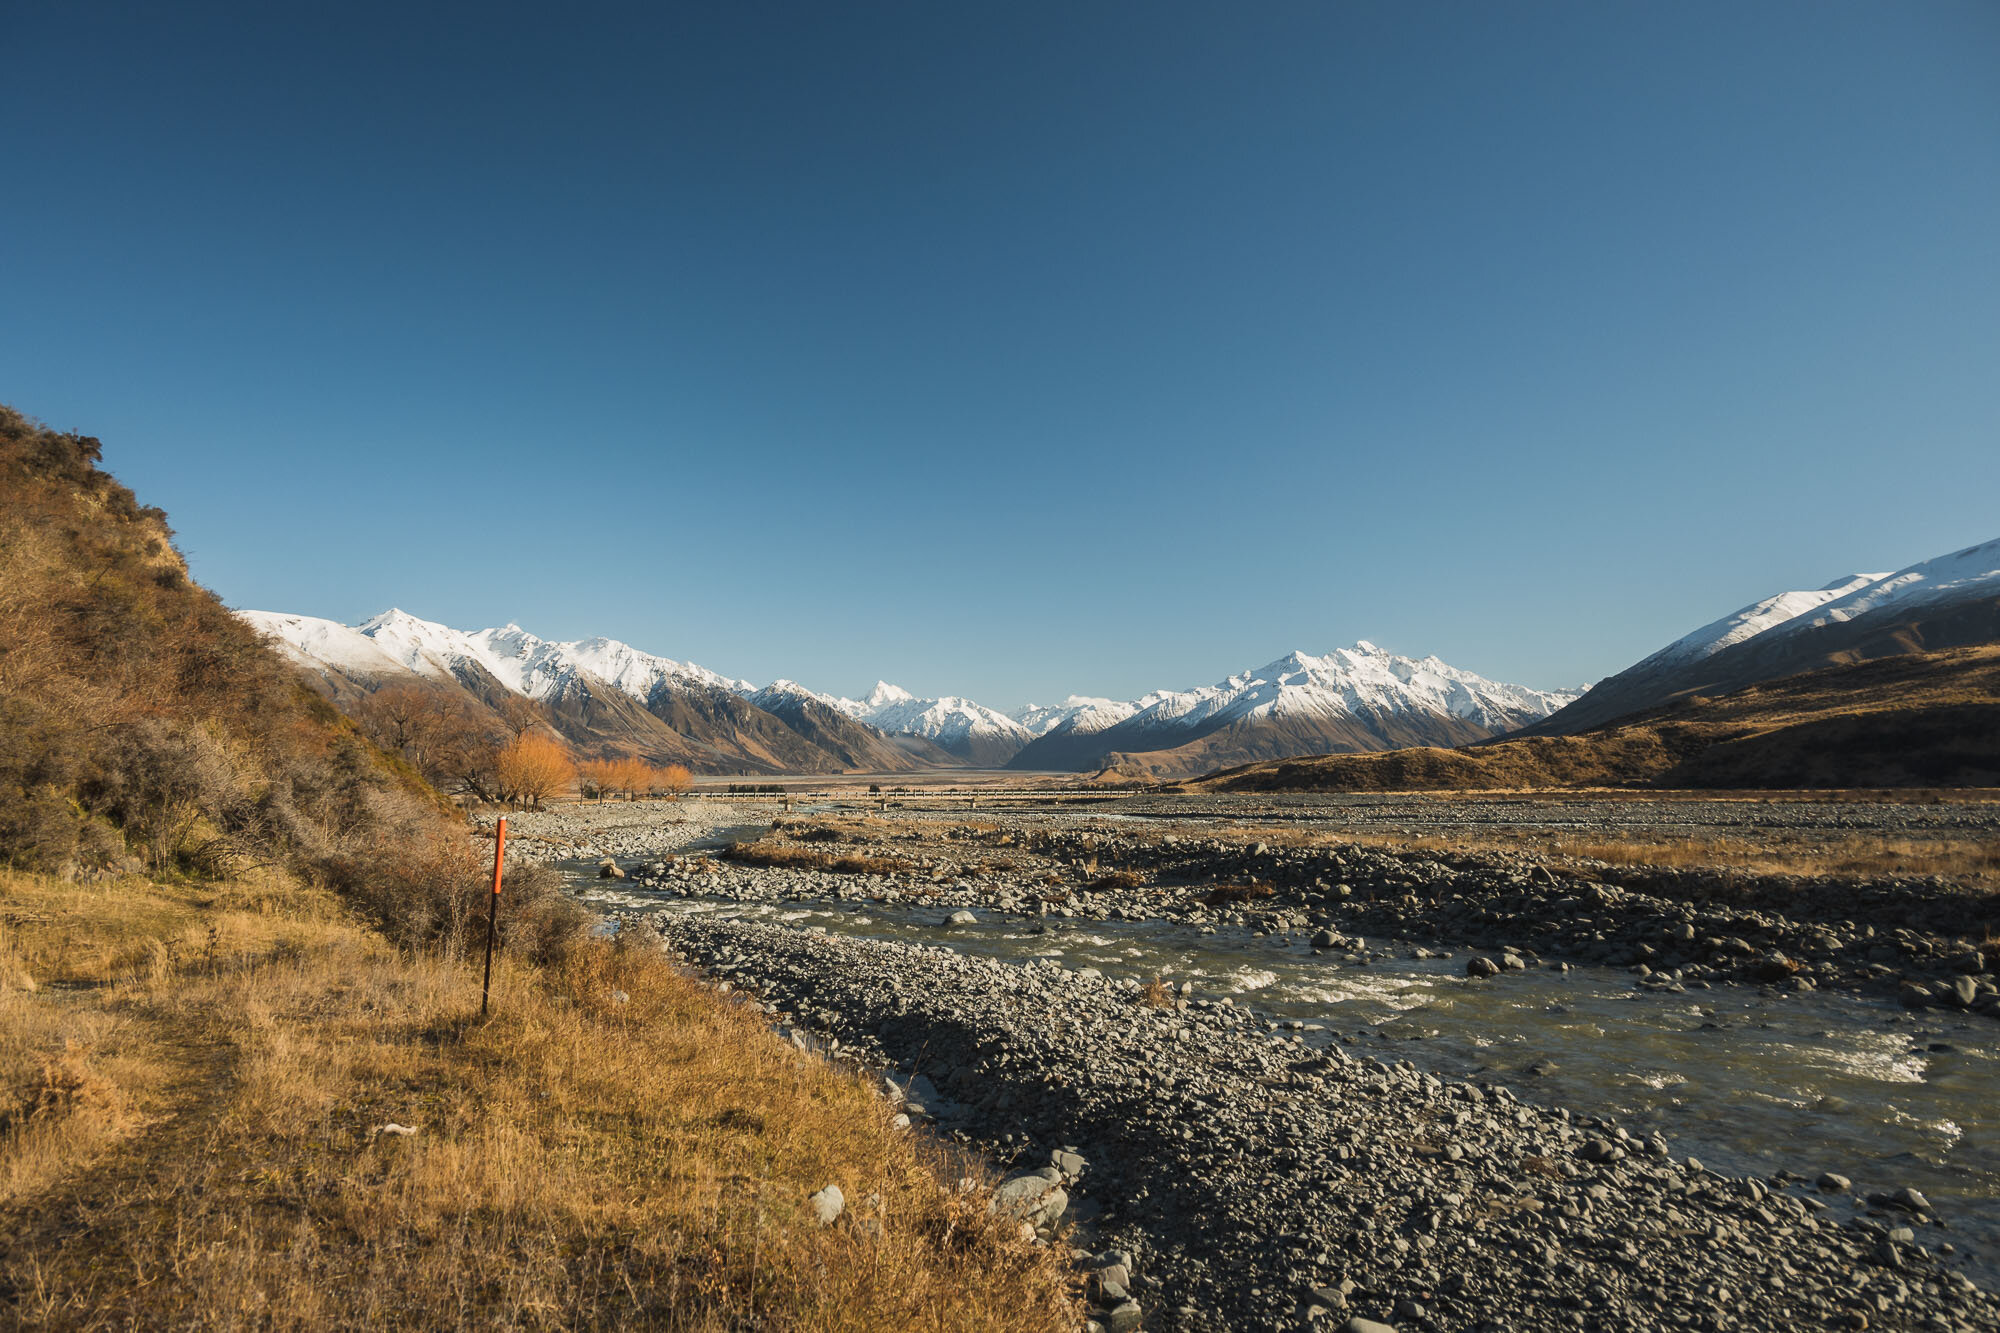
[1465,956,1501,979]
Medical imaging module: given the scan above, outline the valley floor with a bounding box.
[520,791,2000,1333]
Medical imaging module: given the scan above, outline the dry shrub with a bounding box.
[1140,977,1172,1009]
[722,840,913,877]
[25,1040,123,1123]
[1203,881,1277,906]
[1088,870,1144,891]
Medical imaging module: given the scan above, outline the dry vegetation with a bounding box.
[580,755,695,802]
[1202,644,2000,795]
[0,871,1079,1330]
[720,841,915,877]
[1197,817,2000,892]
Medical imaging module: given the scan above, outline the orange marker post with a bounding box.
[481,815,506,1016]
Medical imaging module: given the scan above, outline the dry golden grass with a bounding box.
[0,872,1079,1330]
[1202,882,1277,906]
[721,840,915,877]
[1208,822,2000,891]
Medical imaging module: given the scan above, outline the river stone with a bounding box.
[991,1170,1067,1225]
[1104,1300,1143,1333]
[1466,956,1501,979]
[1817,1172,1852,1193]
[942,910,978,928]
[807,1184,843,1225]
[1344,1319,1398,1333]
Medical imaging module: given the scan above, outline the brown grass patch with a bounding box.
[0,870,1079,1330]
[1202,882,1277,906]
[722,840,914,877]
[1216,822,2000,891]
[1086,870,1145,891]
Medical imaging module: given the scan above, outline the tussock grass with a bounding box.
[1221,824,2000,891]
[1202,882,1277,906]
[722,840,915,877]
[0,872,1080,1330]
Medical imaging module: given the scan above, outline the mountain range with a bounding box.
[240,535,1999,782]
[239,610,1580,777]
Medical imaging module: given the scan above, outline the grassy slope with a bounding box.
[1199,642,2000,793]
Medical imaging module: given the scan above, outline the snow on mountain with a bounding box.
[1623,539,2000,678]
[247,608,755,708]
[1108,643,1578,737]
[239,610,427,679]
[1763,537,2000,640]
[835,682,1033,758]
[1009,697,1139,737]
[1629,573,1889,675]
[245,610,1578,772]
[750,678,849,711]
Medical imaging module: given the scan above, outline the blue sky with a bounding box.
[5,2,1997,707]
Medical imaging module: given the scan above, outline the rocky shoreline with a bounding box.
[657,912,1997,1332]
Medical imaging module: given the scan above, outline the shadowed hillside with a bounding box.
[1198,643,2000,793]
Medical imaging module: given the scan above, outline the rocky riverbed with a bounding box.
[658,913,1996,1332]
[499,797,2000,1332]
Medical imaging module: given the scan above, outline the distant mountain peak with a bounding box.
[867,680,914,706]
[1351,639,1381,654]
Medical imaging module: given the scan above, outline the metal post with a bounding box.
[481,815,506,1016]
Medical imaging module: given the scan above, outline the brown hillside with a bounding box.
[1199,643,2000,793]
[0,406,450,881]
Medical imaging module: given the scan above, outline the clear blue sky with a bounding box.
[6,2,1996,707]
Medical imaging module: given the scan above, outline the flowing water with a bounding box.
[569,867,2000,1280]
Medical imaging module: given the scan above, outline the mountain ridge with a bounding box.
[242,611,1579,777]
[1527,536,2000,736]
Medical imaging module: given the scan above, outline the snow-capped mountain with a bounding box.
[1629,573,1888,675]
[1009,697,1139,738]
[1533,536,2000,735]
[1008,642,1581,774]
[833,682,1035,767]
[240,609,945,775]
[243,609,1581,777]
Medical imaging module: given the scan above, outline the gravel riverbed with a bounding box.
[500,799,2000,1332]
[661,914,1996,1332]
